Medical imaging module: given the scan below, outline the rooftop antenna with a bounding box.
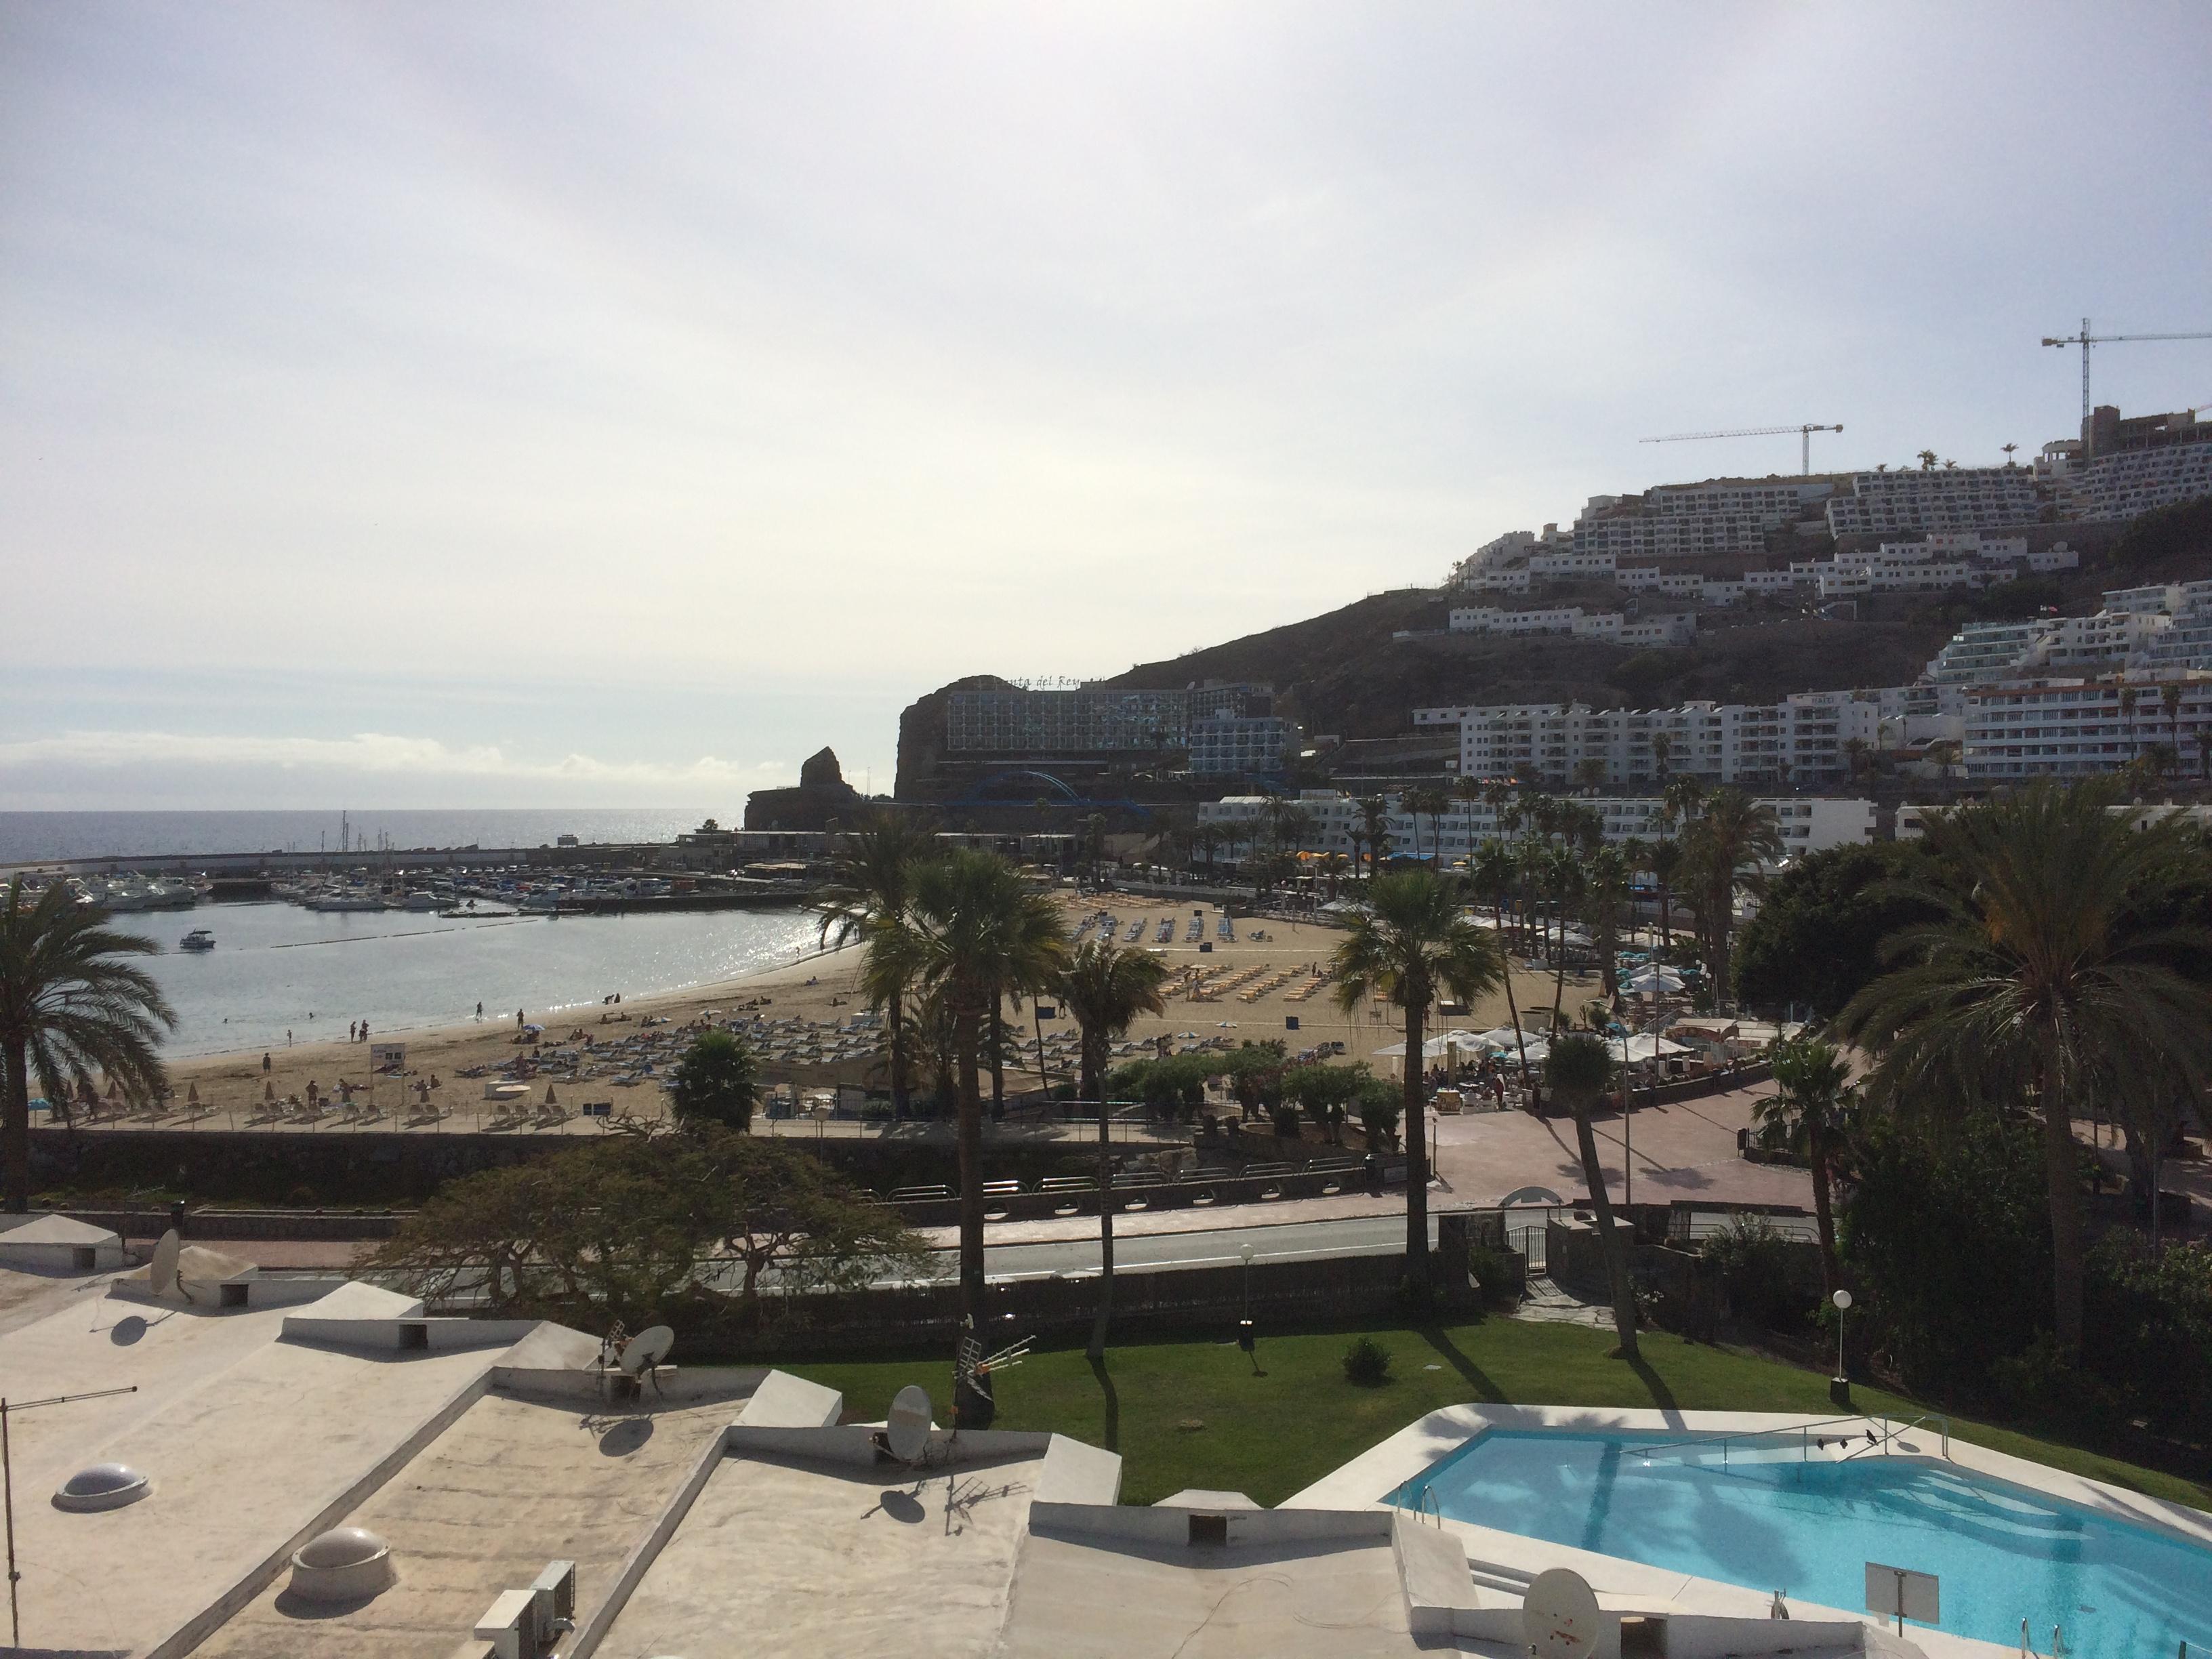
[618,1324,674,1398]
[1521,1567,1601,1659]
[149,1229,183,1303]
[885,1385,934,1464]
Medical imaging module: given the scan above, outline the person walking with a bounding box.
[262,1052,271,1072]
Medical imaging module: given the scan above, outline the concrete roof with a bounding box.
[0,1213,122,1247]
[600,1450,1044,1659]
[995,1533,1420,1658]
[195,1387,751,1659]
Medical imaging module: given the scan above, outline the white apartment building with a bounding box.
[1195,790,1875,869]
[1187,714,1294,779]
[1799,533,2077,600]
[2072,428,2212,520]
[1824,468,2042,537]
[1925,620,2054,684]
[1447,605,1696,647]
[1955,674,2212,781]
[1530,549,1618,581]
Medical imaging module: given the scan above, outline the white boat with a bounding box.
[178,928,216,952]
[401,891,441,911]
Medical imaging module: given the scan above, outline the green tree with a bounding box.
[1753,1037,1853,1295]
[1732,841,1940,1019]
[884,851,1069,1324]
[1330,871,1503,1298]
[1679,788,1782,1006]
[668,1029,760,1132]
[1358,796,1394,878]
[1646,835,1683,955]
[0,878,174,1212]
[1581,845,1631,1000]
[1545,1032,1639,1358]
[1057,937,1170,1358]
[367,1129,927,1331]
[1839,781,2212,1355]
[1470,840,1534,1082]
[814,813,937,1117]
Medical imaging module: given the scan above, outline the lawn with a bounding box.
[794,1317,2212,1510]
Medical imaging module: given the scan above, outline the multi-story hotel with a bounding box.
[1957,674,2212,781]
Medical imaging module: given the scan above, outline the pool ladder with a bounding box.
[1416,1486,1443,1528]
[1620,1410,1951,1469]
[2020,1620,2070,1657]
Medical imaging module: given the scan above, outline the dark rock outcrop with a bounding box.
[743,747,863,831]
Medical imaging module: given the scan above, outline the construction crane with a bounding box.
[1640,423,1843,476]
[2042,318,2212,424]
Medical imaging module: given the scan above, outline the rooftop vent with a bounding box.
[288,1525,396,1602]
[52,1462,150,1513]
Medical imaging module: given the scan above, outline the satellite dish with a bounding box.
[886,1385,933,1462]
[1523,1568,1601,1659]
[619,1324,674,1377]
[150,1230,182,1298]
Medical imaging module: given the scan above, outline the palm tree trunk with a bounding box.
[1088,1031,1115,1361]
[1402,999,1431,1300]
[2039,1038,2086,1355]
[4,1040,29,1213]
[888,993,911,1118]
[1808,1119,1837,1297]
[1571,1095,1640,1358]
[954,1006,987,1328]
[1495,894,1532,1090]
[989,1002,1006,1119]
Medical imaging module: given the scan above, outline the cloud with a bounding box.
[0,729,783,791]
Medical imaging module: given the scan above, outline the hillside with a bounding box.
[1101,591,1951,741]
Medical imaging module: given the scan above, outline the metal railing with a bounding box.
[1622,1410,1950,1469]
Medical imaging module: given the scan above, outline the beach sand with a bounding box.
[130,891,1595,1134]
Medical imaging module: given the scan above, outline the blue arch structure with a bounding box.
[944,769,1153,817]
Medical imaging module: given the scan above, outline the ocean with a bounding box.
[137,901,821,1058]
[0,808,712,866]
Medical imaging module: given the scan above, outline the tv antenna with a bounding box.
[885,1385,934,1464]
[1521,1567,1601,1659]
[1,1387,140,1647]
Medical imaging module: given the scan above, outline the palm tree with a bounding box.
[1,878,176,1211]
[1650,730,1673,788]
[1191,823,1223,877]
[886,851,1069,1324]
[1647,837,1683,955]
[1753,1037,1853,1296]
[1572,756,1607,796]
[2198,727,2212,785]
[1057,937,1170,1358]
[1330,871,1504,1299]
[1404,787,1452,868]
[1582,846,1631,1000]
[815,813,937,1118]
[2119,682,2141,765]
[1839,781,2212,1355]
[1545,1032,1639,1358]
[1357,796,1393,881]
[1679,789,1782,1006]
[1917,449,1938,472]
[1542,845,1588,1028]
[1662,773,1706,830]
[2162,681,2185,766]
[1471,840,1534,1084]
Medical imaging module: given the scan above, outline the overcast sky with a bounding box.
[6,2,2211,813]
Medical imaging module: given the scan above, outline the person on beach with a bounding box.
[348,1021,357,1043]
[475,1002,483,1021]
[262,1052,271,1072]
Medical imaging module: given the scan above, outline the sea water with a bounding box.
[0,808,710,865]
[136,901,819,1057]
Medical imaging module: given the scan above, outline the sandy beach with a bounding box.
[134,891,1597,1133]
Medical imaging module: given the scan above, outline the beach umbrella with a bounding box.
[1620,1033,1692,1062]
[1372,1034,1462,1059]
[545,1084,558,1105]
[264,1080,275,1101]
[1624,966,1686,995]
[187,1083,199,1104]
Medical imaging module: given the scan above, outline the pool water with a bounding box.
[1391,1430,2212,1658]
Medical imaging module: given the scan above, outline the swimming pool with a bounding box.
[1390,1429,2212,1658]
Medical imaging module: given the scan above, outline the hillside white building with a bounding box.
[1954,673,2212,780]
[1824,467,2041,537]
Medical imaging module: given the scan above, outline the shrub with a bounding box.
[1343,1334,1393,1386]
[2083,1230,2212,1438]
[1992,1332,2127,1432]
[669,1030,758,1132]
[1467,1242,1517,1308]
[1699,1214,1810,1330]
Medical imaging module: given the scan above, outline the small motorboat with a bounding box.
[178,928,216,952]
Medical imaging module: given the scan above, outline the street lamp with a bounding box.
[1237,1242,1257,1368]
[1830,1288,1853,1407]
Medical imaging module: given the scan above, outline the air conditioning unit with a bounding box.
[530,1559,577,1629]
[474,1589,542,1659]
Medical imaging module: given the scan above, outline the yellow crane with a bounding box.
[1640,423,1843,476]
[2042,318,2212,424]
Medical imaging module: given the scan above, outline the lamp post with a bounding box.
[1830,1288,1853,1408]
[1237,1242,1258,1370]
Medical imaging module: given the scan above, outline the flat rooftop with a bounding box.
[600,1450,1044,1659]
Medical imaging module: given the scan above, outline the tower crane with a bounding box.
[2042,318,2212,424]
[1639,423,1843,476]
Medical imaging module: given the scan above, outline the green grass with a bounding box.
[794,1317,2212,1510]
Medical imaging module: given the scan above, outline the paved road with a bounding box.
[966,1213,1422,1282]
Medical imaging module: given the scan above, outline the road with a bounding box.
[964,1213,1424,1282]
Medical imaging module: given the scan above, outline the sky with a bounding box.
[6,1,2212,813]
